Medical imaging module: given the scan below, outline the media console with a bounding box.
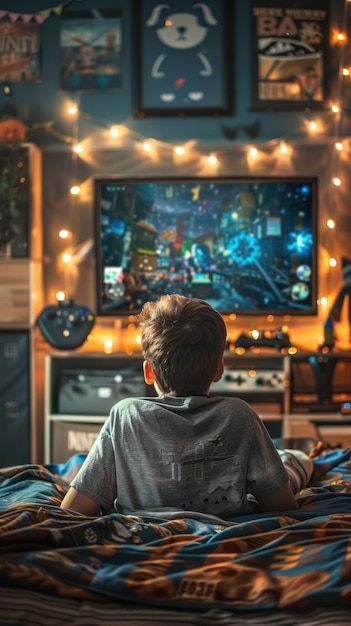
[45,351,351,463]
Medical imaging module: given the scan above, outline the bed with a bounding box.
[1,439,351,626]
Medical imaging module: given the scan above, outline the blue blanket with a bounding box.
[0,447,351,610]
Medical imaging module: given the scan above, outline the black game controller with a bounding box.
[37,300,95,350]
[234,329,291,352]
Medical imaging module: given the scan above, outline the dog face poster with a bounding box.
[134,0,232,116]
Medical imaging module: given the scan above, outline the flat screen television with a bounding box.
[94,176,318,316]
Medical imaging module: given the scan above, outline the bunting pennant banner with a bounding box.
[0,2,70,24]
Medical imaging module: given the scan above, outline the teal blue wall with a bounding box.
[4,1,345,144]
[3,1,351,351]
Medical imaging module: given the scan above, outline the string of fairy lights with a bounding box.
[53,0,351,352]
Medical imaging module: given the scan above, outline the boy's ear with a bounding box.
[143,360,156,385]
[213,357,224,382]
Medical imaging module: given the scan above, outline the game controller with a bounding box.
[37,300,95,350]
[234,329,291,352]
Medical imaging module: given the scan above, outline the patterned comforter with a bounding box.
[0,446,351,614]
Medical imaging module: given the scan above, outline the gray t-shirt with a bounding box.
[70,395,289,518]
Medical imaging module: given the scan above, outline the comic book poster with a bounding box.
[0,20,40,82]
[60,14,122,92]
[251,0,330,109]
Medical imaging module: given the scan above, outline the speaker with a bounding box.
[0,331,30,467]
[290,353,351,413]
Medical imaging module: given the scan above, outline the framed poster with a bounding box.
[134,0,233,117]
[251,0,330,110]
[0,19,40,83]
[60,10,122,92]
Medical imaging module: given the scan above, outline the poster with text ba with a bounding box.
[251,0,330,109]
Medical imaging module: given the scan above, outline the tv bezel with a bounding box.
[94,175,318,317]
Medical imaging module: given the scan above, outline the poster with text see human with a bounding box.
[251,1,329,109]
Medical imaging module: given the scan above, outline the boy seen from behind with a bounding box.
[61,294,299,517]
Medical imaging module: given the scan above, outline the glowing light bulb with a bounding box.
[70,185,80,195]
[332,177,341,186]
[309,121,318,131]
[110,126,119,137]
[142,141,152,152]
[59,229,70,239]
[335,142,344,151]
[280,142,289,154]
[248,147,258,157]
[342,68,350,76]
[56,291,66,302]
[337,32,346,41]
[174,145,185,156]
[327,219,335,229]
[67,105,78,116]
[207,154,217,165]
[104,339,113,354]
[331,104,340,113]
[62,253,71,264]
[73,144,83,154]
[329,257,337,267]
[320,296,328,307]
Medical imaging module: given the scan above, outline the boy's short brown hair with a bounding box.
[137,294,227,396]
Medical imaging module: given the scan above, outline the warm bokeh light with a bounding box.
[67,105,78,116]
[62,253,71,264]
[70,185,80,195]
[174,145,185,156]
[327,219,335,229]
[142,141,152,152]
[332,177,341,186]
[59,229,70,239]
[103,339,113,354]
[207,154,218,165]
[309,120,318,132]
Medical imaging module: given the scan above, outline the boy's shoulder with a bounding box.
[114,394,254,412]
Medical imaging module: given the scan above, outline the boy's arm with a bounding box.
[259,481,299,512]
[60,486,100,516]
